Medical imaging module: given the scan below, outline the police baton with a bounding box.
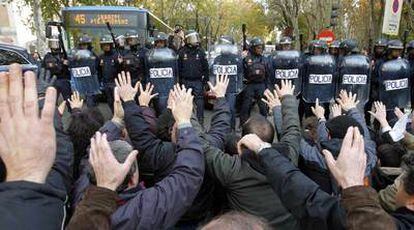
[105,22,121,58]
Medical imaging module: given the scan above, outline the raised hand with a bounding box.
[112,87,124,125]
[170,84,193,125]
[322,127,366,189]
[262,88,281,109]
[0,64,57,183]
[368,101,388,127]
[57,100,66,116]
[89,132,138,191]
[68,91,84,109]
[275,80,295,98]
[237,133,269,155]
[207,74,229,98]
[336,90,359,111]
[138,82,159,107]
[311,98,325,120]
[331,103,342,118]
[115,71,139,102]
[394,107,405,120]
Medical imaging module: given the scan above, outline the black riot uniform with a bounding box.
[42,35,71,104]
[121,30,147,85]
[365,38,387,122]
[379,39,409,121]
[178,30,209,125]
[240,37,270,125]
[99,35,120,111]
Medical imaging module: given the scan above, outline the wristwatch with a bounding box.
[256,142,272,153]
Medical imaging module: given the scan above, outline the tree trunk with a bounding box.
[32,0,46,55]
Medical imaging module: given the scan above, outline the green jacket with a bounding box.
[202,95,301,229]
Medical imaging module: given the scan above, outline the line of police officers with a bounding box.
[42,29,414,130]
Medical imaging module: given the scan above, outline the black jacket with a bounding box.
[0,181,66,229]
[392,207,414,229]
[123,98,230,222]
[258,147,346,230]
[178,45,209,82]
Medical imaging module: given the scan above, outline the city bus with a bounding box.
[59,6,172,52]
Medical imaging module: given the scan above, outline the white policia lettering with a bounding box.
[275,69,299,79]
[384,78,408,91]
[71,67,92,78]
[309,74,333,84]
[213,65,237,75]
[149,67,174,79]
[342,74,368,85]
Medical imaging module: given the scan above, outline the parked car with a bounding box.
[0,43,39,75]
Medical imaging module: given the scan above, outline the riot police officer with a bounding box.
[240,37,270,125]
[407,40,414,108]
[336,39,370,112]
[69,34,101,107]
[378,39,410,121]
[146,32,178,115]
[178,30,209,125]
[365,38,388,122]
[211,35,244,129]
[386,40,404,61]
[329,40,341,60]
[302,39,335,118]
[122,30,147,85]
[311,40,327,55]
[99,35,120,111]
[115,34,128,56]
[279,36,293,51]
[42,35,71,105]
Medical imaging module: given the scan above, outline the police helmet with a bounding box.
[329,40,341,49]
[48,35,60,50]
[279,36,292,45]
[387,40,404,50]
[100,35,114,44]
[407,40,414,50]
[154,32,168,43]
[340,39,359,54]
[78,34,92,45]
[125,30,139,46]
[375,38,388,47]
[250,37,264,48]
[313,40,326,48]
[185,30,201,46]
[115,34,126,47]
[218,35,235,45]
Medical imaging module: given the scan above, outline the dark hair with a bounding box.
[225,133,241,156]
[326,115,364,139]
[67,108,104,179]
[403,169,414,196]
[377,144,406,167]
[242,115,275,143]
[156,109,175,142]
